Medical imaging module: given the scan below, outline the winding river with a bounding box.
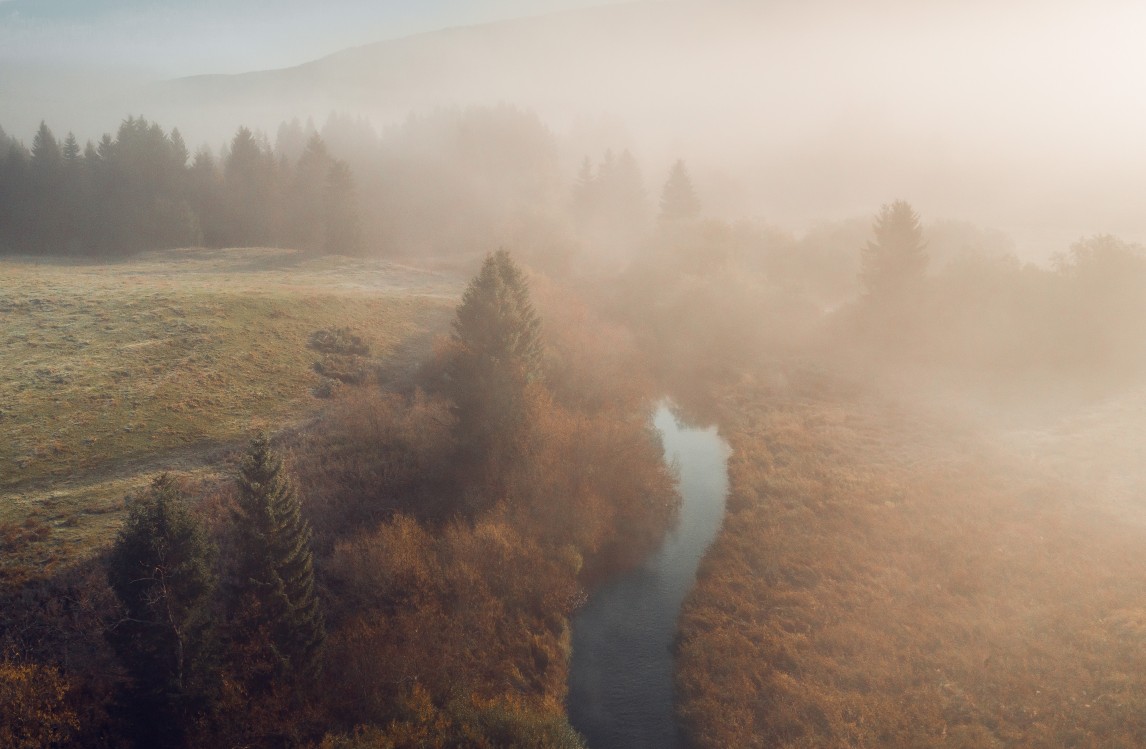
[567,402,731,749]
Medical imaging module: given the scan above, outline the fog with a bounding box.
[5,0,1146,258]
[6,2,1146,746]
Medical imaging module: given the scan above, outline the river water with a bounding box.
[567,403,731,749]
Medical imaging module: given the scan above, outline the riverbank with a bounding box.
[675,374,1146,747]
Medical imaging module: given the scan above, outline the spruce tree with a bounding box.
[859,199,928,299]
[322,160,360,254]
[658,159,701,222]
[106,474,217,748]
[228,434,325,685]
[447,250,544,492]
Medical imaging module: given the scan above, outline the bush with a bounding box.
[309,327,371,357]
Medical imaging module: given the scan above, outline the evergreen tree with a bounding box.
[62,132,81,163]
[223,126,277,246]
[658,159,701,222]
[60,133,86,254]
[285,133,332,250]
[188,148,224,246]
[228,434,325,685]
[29,121,65,252]
[322,160,360,254]
[859,199,928,299]
[106,474,217,748]
[0,141,31,252]
[447,250,544,488]
[30,121,61,170]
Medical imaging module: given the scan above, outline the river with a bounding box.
[567,402,731,749]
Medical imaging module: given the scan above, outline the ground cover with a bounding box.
[676,372,1146,748]
[0,247,458,584]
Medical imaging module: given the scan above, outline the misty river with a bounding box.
[567,402,731,749]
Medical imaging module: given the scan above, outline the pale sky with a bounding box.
[0,0,631,76]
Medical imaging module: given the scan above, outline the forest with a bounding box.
[4,81,1146,748]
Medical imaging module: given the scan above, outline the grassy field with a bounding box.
[676,371,1146,748]
[0,247,460,585]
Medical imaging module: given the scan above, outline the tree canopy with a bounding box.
[106,474,217,747]
[447,250,544,485]
[658,159,701,222]
[859,199,928,299]
[228,433,325,685]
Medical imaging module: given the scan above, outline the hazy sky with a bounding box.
[0,0,632,76]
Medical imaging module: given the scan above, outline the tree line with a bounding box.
[0,110,705,262]
[0,118,360,256]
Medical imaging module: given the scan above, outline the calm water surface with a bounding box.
[567,402,730,749]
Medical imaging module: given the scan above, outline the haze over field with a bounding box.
[7,2,1146,747]
[5,0,1146,257]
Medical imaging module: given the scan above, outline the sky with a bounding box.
[0,0,630,76]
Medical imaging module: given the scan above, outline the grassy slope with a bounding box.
[0,248,458,585]
[676,373,1146,748]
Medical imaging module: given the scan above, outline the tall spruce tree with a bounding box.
[859,199,928,299]
[658,159,701,222]
[447,250,543,488]
[106,474,217,748]
[228,434,325,685]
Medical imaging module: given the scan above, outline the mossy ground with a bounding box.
[0,247,459,585]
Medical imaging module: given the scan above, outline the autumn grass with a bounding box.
[0,247,458,585]
[676,371,1146,748]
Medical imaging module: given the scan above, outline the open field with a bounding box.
[676,372,1146,748]
[0,248,460,585]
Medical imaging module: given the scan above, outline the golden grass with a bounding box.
[676,374,1146,748]
[0,247,458,584]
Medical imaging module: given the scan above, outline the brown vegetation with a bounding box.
[675,375,1146,748]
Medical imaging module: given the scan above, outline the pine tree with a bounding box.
[447,250,544,480]
[30,121,61,170]
[106,474,217,748]
[859,199,928,299]
[62,133,81,164]
[228,434,325,685]
[286,134,331,250]
[223,126,277,246]
[322,160,360,254]
[658,159,700,221]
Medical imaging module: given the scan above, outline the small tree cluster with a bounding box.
[104,436,324,746]
[105,474,217,748]
[571,149,648,248]
[227,434,325,685]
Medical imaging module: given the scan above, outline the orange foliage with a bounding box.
[290,388,456,545]
[0,656,79,748]
[322,515,580,726]
[502,386,678,580]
